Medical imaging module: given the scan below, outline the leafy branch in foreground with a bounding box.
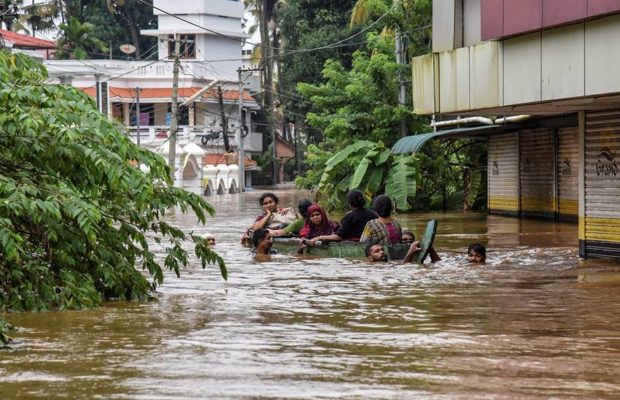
[0,51,225,328]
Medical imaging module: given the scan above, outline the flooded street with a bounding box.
[2,188,620,399]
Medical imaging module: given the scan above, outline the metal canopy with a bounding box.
[390,125,503,154]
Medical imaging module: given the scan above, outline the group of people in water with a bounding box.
[239,189,487,264]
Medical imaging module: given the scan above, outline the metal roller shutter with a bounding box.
[520,128,555,218]
[584,110,620,258]
[557,127,579,220]
[488,132,519,215]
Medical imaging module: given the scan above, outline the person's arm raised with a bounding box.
[401,241,421,263]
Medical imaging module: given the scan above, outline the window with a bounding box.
[168,34,196,59]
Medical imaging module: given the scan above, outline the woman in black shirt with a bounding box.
[308,189,377,244]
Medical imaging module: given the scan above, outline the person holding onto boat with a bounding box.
[299,205,339,239]
[360,195,441,262]
[365,241,424,263]
[307,189,377,245]
[252,229,276,255]
[241,192,299,245]
[253,192,299,230]
[359,195,402,245]
[271,198,313,236]
[401,229,415,243]
[298,204,339,252]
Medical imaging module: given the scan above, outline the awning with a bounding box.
[390,125,504,154]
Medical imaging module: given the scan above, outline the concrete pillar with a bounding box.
[123,103,130,126]
[578,111,586,258]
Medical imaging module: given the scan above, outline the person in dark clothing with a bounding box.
[308,189,377,245]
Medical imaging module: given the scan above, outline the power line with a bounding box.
[135,0,394,56]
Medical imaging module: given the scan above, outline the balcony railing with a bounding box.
[126,125,262,153]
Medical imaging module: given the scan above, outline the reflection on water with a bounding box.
[2,187,620,399]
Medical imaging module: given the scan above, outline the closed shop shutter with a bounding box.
[488,132,519,215]
[520,128,555,217]
[584,110,620,258]
[557,127,579,220]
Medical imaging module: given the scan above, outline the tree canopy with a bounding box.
[288,0,486,211]
[0,52,225,345]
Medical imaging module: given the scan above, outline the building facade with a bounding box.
[413,0,620,259]
[43,0,262,189]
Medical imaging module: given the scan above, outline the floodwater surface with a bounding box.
[2,188,620,399]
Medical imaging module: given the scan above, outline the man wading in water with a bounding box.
[365,241,441,264]
[252,229,276,256]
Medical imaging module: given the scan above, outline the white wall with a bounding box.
[153,0,243,20]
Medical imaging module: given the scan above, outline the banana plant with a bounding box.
[316,140,419,211]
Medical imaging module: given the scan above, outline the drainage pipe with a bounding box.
[430,115,530,128]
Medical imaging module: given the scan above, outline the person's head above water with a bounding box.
[401,229,415,243]
[346,189,366,208]
[252,228,273,253]
[372,195,393,218]
[365,242,387,262]
[202,232,215,246]
[467,243,486,263]
[297,198,313,218]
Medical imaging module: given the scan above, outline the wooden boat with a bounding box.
[272,219,438,263]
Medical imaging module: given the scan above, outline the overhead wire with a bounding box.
[135,0,395,56]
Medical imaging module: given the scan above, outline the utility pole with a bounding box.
[135,86,141,147]
[217,85,231,152]
[237,68,245,192]
[168,38,180,181]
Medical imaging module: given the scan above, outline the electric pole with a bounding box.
[135,86,141,147]
[168,38,180,181]
[217,85,231,152]
[237,68,245,193]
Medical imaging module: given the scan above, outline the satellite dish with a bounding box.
[119,44,136,54]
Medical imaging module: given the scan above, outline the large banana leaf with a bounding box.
[374,148,390,166]
[385,155,417,211]
[318,140,374,189]
[364,168,384,197]
[349,147,379,190]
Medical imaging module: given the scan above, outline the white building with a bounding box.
[44,0,262,173]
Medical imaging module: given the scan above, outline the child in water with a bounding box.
[467,244,486,263]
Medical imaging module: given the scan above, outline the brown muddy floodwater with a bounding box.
[2,188,620,399]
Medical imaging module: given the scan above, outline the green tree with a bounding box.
[297,32,423,147]
[278,0,360,144]
[55,16,108,59]
[19,1,59,36]
[0,0,22,30]
[101,0,157,59]
[0,51,225,345]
